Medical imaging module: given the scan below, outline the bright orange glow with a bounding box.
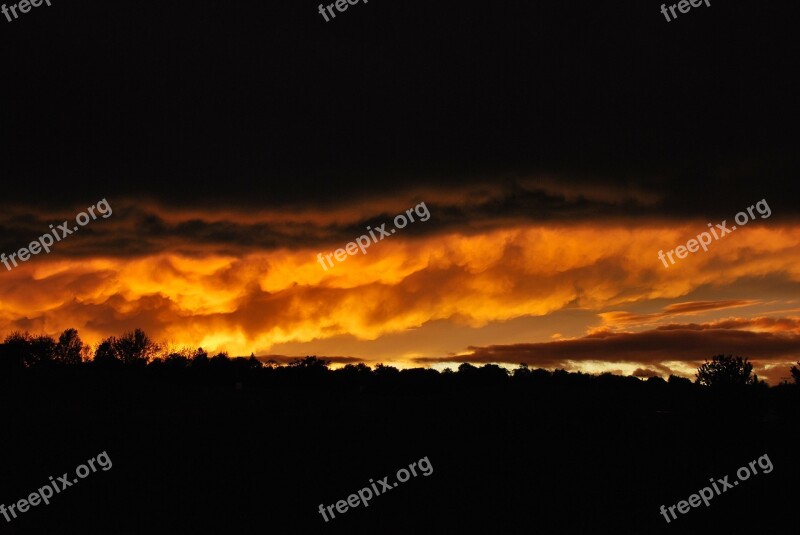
[1,216,798,379]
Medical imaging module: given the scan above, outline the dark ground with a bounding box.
[1,365,797,534]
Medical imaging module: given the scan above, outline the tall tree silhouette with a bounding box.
[54,328,85,365]
[29,335,56,367]
[94,337,120,365]
[1,332,56,368]
[115,329,160,364]
[696,354,754,387]
[1,331,30,370]
[92,329,160,365]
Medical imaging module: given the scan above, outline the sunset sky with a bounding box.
[1,0,798,383]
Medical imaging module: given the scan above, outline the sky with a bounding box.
[1,0,798,383]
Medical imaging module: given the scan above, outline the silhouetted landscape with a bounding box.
[2,329,798,533]
[3,1,799,533]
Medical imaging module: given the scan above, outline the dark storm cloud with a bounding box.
[0,180,663,257]
[416,323,800,368]
[4,173,790,258]
[0,0,797,214]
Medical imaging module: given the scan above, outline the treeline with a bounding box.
[1,328,799,392]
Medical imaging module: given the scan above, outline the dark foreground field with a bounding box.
[2,364,798,534]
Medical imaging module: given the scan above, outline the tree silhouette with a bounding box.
[696,354,754,387]
[55,328,85,365]
[29,335,56,367]
[668,374,693,386]
[374,363,400,377]
[94,337,121,365]
[791,362,800,385]
[92,329,161,365]
[245,354,263,371]
[1,332,56,368]
[115,328,160,364]
[1,331,31,370]
[512,363,531,379]
[191,347,209,367]
[288,356,330,371]
[210,351,230,367]
[0,324,791,397]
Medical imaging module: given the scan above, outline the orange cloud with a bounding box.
[1,195,799,383]
[599,300,761,327]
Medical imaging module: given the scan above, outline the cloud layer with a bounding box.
[1,185,798,383]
